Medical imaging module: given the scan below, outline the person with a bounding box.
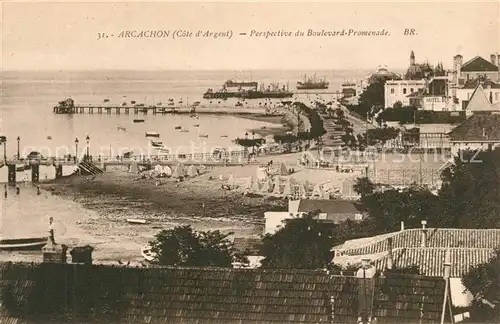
[16,186,20,195]
[48,217,56,244]
[37,185,41,195]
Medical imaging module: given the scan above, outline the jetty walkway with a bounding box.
[53,105,269,115]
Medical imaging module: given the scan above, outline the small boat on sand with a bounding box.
[151,141,163,147]
[127,218,147,224]
[0,237,48,251]
[199,134,208,138]
[220,135,228,138]
[193,124,200,127]
[141,244,157,262]
[47,136,52,140]
[117,126,126,131]
[174,126,182,130]
[133,119,145,123]
[145,132,160,138]
[180,130,189,133]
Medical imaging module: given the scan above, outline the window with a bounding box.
[403,88,407,95]
[318,213,327,220]
[410,88,414,94]
[390,88,395,94]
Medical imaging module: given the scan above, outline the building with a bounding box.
[405,50,444,80]
[450,53,500,99]
[264,199,364,236]
[406,76,456,111]
[384,79,427,108]
[456,78,500,111]
[0,261,456,324]
[448,114,500,156]
[331,224,500,308]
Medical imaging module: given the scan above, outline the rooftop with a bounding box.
[334,228,500,255]
[449,114,500,142]
[461,56,499,73]
[0,262,452,324]
[297,199,362,223]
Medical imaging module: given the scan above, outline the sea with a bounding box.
[0,69,369,246]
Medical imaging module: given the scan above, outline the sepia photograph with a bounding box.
[0,0,499,323]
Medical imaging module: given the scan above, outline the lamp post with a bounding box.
[245,132,248,139]
[251,131,255,155]
[16,136,20,160]
[0,136,6,163]
[85,135,90,160]
[75,138,79,160]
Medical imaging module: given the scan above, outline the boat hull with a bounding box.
[0,237,48,251]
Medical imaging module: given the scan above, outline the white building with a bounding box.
[384,80,427,108]
[456,79,500,111]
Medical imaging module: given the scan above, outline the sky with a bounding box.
[1,1,499,71]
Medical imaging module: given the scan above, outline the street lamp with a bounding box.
[16,136,20,159]
[85,135,90,159]
[75,138,79,158]
[0,136,6,163]
[245,132,248,139]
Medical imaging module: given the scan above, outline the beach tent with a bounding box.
[227,174,235,187]
[297,183,307,199]
[312,184,324,198]
[279,162,289,176]
[187,165,198,177]
[129,162,138,173]
[261,179,271,193]
[154,164,163,173]
[162,165,172,176]
[172,162,186,178]
[251,179,261,193]
[273,176,282,195]
[256,166,267,181]
[282,179,293,196]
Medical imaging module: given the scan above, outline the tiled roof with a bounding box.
[298,200,362,223]
[374,248,495,277]
[461,56,498,72]
[232,237,262,255]
[449,114,500,141]
[462,78,500,89]
[335,228,500,255]
[0,262,452,324]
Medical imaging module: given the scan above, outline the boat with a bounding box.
[47,136,52,140]
[0,237,48,251]
[145,132,160,138]
[193,124,200,127]
[133,119,145,123]
[174,126,182,130]
[296,73,329,89]
[224,79,259,88]
[220,135,228,138]
[117,126,126,131]
[203,82,293,100]
[199,134,208,138]
[158,148,170,154]
[180,129,189,133]
[16,165,31,172]
[151,141,163,147]
[104,99,110,103]
[141,244,157,262]
[127,218,147,224]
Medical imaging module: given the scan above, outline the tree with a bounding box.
[260,213,334,269]
[150,225,236,267]
[353,177,375,197]
[462,248,500,323]
[438,149,500,228]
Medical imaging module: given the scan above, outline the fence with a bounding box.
[367,167,441,187]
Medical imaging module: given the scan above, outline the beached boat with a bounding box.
[47,136,52,140]
[174,126,182,130]
[199,134,208,138]
[145,132,160,138]
[220,135,228,138]
[151,141,163,147]
[158,148,170,153]
[180,129,189,133]
[117,126,126,131]
[0,237,48,251]
[141,244,157,262]
[193,124,200,127]
[133,119,145,123]
[127,218,147,224]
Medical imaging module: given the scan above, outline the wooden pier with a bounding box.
[53,105,196,115]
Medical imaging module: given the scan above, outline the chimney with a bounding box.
[42,217,67,263]
[400,221,405,231]
[356,258,376,323]
[420,220,428,247]
[443,247,451,279]
[491,54,497,66]
[386,237,394,270]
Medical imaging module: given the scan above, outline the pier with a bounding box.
[53,105,195,115]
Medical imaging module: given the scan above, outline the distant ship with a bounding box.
[224,79,259,88]
[296,74,329,90]
[203,81,293,100]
